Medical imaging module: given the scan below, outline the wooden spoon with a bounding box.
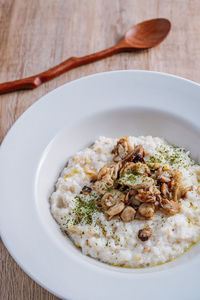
[0,18,171,94]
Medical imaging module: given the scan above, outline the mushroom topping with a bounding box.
[138,203,155,218]
[102,193,116,208]
[106,202,125,219]
[120,206,136,222]
[119,163,154,190]
[112,137,132,162]
[123,145,145,164]
[134,211,147,220]
[102,190,125,210]
[83,140,188,229]
[120,162,137,176]
[181,186,193,198]
[120,162,150,177]
[93,180,108,196]
[138,226,152,241]
[121,176,154,190]
[160,199,181,216]
[97,165,113,186]
[171,172,182,202]
[157,170,172,183]
[161,183,171,198]
[132,145,145,162]
[97,165,108,181]
[97,163,122,186]
[135,188,157,203]
[130,197,141,208]
[124,190,137,204]
[81,186,92,195]
[121,149,135,163]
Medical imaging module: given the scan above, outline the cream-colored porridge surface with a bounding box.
[50,136,200,267]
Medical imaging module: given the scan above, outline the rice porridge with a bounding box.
[50,136,200,268]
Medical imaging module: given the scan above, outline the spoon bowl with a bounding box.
[121,18,171,49]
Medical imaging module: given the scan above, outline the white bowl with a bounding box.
[1,70,200,300]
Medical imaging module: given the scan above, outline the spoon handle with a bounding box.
[0,45,124,95]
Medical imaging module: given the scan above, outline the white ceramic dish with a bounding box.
[0,70,200,300]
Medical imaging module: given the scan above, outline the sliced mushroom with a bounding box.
[125,190,138,204]
[106,202,125,218]
[130,197,141,207]
[161,183,171,198]
[120,162,149,177]
[138,203,155,218]
[102,193,116,208]
[81,186,92,195]
[138,226,152,241]
[115,190,126,203]
[172,171,182,202]
[120,206,136,222]
[113,162,123,178]
[181,186,193,198]
[101,190,125,209]
[97,165,108,181]
[157,173,171,183]
[118,143,128,158]
[122,149,136,164]
[112,137,132,162]
[123,145,145,164]
[93,180,108,196]
[119,162,136,176]
[156,166,173,183]
[160,199,181,216]
[119,163,153,190]
[135,188,156,203]
[97,163,122,187]
[125,190,142,209]
[134,211,147,220]
[122,176,154,190]
[149,184,161,195]
[132,145,145,163]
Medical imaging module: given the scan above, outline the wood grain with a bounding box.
[0,18,170,94]
[1,0,200,299]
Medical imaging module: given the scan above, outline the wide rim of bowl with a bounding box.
[1,70,200,299]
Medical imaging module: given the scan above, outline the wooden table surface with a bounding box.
[1,0,200,299]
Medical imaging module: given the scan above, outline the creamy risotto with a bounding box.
[50,136,200,268]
